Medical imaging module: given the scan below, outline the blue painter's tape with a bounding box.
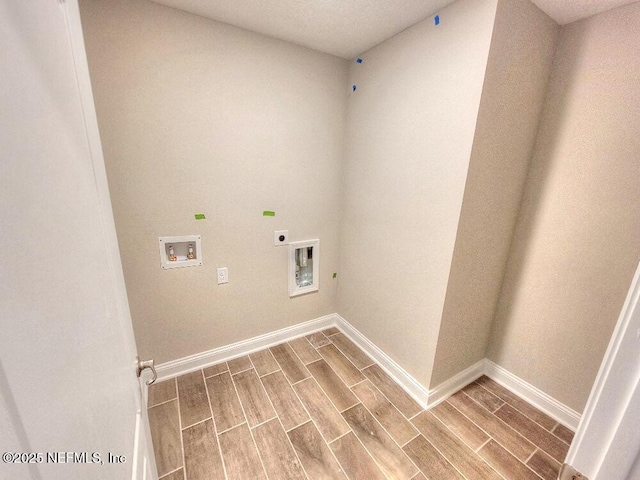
[356,57,363,64]
[434,15,440,26]
[352,85,357,92]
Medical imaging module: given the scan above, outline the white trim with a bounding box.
[565,261,640,479]
[427,360,486,408]
[148,312,581,434]
[148,313,435,408]
[152,314,336,381]
[131,411,142,480]
[332,314,431,408]
[484,359,581,430]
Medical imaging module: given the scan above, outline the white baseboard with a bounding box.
[152,314,336,382]
[332,315,484,410]
[147,312,581,432]
[427,360,486,408]
[484,359,581,430]
[332,314,431,408]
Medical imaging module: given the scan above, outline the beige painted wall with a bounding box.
[337,0,498,388]
[488,2,640,412]
[430,0,558,387]
[80,0,348,363]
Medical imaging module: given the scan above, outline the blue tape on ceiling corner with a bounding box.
[356,58,363,64]
[435,15,440,25]
[352,85,357,92]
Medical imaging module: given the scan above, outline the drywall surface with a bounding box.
[80,0,348,363]
[337,0,498,388]
[430,0,558,387]
[488,2,640,412]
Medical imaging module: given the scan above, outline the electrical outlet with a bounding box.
[274,230,289,246]
[217,267,228,284]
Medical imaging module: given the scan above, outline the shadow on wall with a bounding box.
[489,27,582,351]
[488,12,640,412]
[489,26,588,391]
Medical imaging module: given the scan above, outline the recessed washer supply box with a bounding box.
[289,239,319,297]
[158,235,202,269]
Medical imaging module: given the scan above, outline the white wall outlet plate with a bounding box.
[274,230,289,246]
[217,267,228,284]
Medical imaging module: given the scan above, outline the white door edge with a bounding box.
[62,1,158,478]
[566,261,640,479]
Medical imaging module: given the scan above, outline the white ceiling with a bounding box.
[151,0,639,59]
[530,0,639,25]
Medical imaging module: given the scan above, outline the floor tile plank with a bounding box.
[329,333,374,370]
[362,364,422,418]
[148,400,183,477]
[403,435,463,480]
[342,403,418,479]
[294,378,351,442]
[233,369,276,428]
[182,419,225,480]
[411,411,501,480]
[307,359,359,412]
[261,370,309,431]
[149,341,575,480]
[228,356,253,374]
[177,371,211,428]
[448,391,536,462]
[289,337,322,364]
[206,372,245,433]
[270,343,311,384]
[430,400,489,450]
[307,332,331,348]
[219,423,267,480]
[249,349,280,377]
[323,327,341,336]
[478,439,540,480]
[351,379,418,446]
[203,362,228,378]
[318,344,364,387]
[476,376,557,430]
[253,418,306,479]
[462,382,505,413]
[149,378,177,407]
[160,468,185,480]
[330,432,387,480]
[288,421,348,479]
[494,403,569,462]
[527,448,562,480]
[552,423,575,445]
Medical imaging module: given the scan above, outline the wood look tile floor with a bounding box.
[148,328,574,480]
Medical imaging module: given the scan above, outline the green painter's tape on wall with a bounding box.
[194,213,206,220]
[262,211,275,217]
[332,273,337,279]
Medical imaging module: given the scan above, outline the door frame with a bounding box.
[63,2,158,478]
[564,261,640,479]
